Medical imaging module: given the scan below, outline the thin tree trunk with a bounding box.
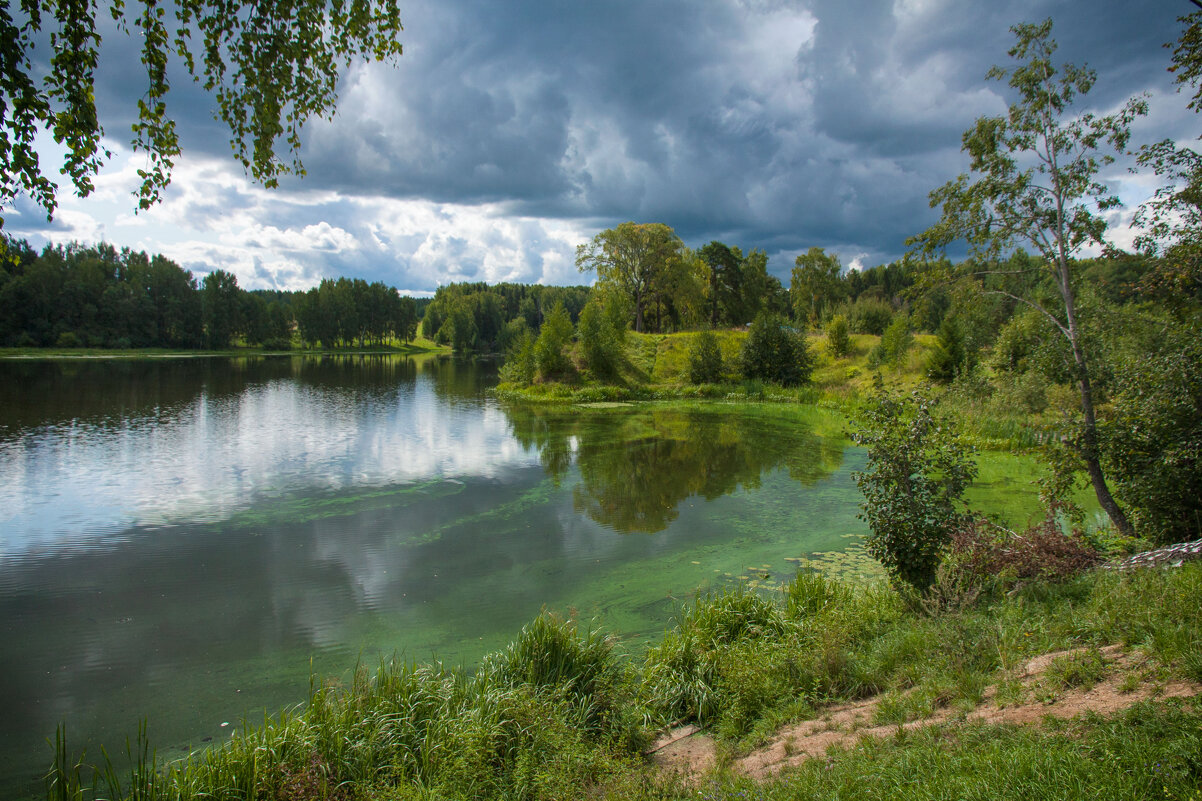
[1060,262,1135,537]
[711,268,719,328]
[1045,115,1135,539]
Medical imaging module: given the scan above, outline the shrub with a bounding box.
[499,330,536,384]
[739,312,813,386]
[851,389,977,589]
[577,298,625,380]
[496,317,531,354]
[826,314,851,358]
[687,330,724,384]
[1103,331,1202,545]
[54,331,81,348]
[533,301,574,379]
[926,316,974,382]
[876,313,913,368]
[989,370,1050,415]
[846,296,894,335]
[949,516,1101,586]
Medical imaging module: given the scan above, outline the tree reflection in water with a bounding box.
[503,404,845,533]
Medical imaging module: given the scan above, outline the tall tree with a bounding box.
[1133,10,1202,307]
[909,19,1146,537]
[201,269,243,349]
[698,241,741,327]
[0,0,403,227]
[790,247,843,327]
[576,222,684,333]
[737,248,785,323]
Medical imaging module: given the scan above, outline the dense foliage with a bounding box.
[0,0,403,224]
[294,278,418,349]
[1104,331,1202,544]
[738,313,814,387]
[421,282,589,353]
[0,239,420,349]
[686,330,724,384]
[852,390,978,589]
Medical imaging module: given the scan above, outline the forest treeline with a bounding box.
[0,240,427,349]
[0,232,1168,357]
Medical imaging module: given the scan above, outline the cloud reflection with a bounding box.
[0,357,535,552]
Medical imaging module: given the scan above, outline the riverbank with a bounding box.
[495,328,1064,452]
[0,338,451,359]
[48,556,1202,801]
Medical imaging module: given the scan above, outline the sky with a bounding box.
[3,0,1197,294]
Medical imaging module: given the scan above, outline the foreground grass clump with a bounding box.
[48,564,1202,801]
[638,561,1202,749]
[50,614,643,801]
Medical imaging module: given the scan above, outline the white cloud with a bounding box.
[4,0,1190,283]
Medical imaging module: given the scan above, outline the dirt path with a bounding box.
[647,643,1202,781]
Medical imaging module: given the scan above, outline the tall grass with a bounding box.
[46,565,1202,801]
[47,614,641,801]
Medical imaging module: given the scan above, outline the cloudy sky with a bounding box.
[4,0,1196,294]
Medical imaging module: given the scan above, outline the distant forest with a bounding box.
[0,234,1160,353]
[0,239,428,349]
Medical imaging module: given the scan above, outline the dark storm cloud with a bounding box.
[69,0,1199,286]
[291,1,1185,268]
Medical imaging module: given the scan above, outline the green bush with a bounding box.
[826,314,851,357]
[497,317,531,354]
[739,313,813,386]
[499,330,536,384]
[926,316,973,382]
[577,298,626,380]
[846,296,895,335]
[534,301,574,379]
[687,330,724,384]
[54,331,81,348]
[875,313,913,368]
[988,370,1050,415]
[852,389,977,589]
[1104,330,1202,545]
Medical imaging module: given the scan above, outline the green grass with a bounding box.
[668,700,1202,801]
[46,560,1202,801]
[499,328,942,413]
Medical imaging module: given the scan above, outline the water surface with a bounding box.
[0,355,878,799]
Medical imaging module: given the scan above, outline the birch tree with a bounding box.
[908,19,1146,537]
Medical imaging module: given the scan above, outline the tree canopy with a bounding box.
[0,0,403,227]
[908,19,1146,537]
[576,222,689,333]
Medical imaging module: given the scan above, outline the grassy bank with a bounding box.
[49,560,1202,801]
[496,327,1094,462]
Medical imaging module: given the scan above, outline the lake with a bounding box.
[0,354,885,799]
